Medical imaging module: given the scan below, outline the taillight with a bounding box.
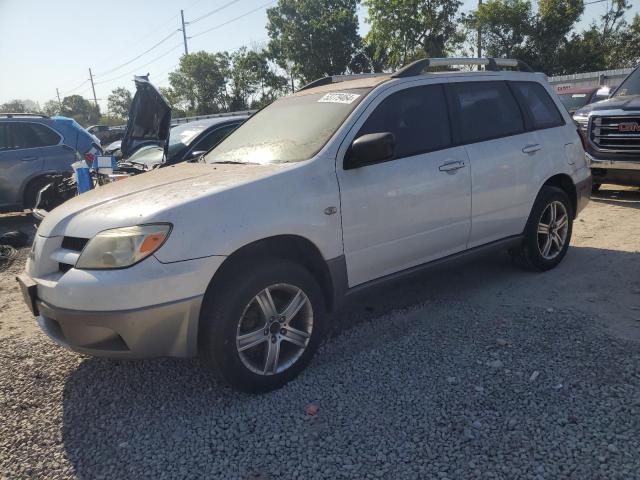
[577,127,587,150]
[84,152,96,165]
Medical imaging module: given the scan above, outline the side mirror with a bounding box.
[189,150,207,159]
[344,132,396,170]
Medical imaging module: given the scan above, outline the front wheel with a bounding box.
[510,186,573,271]
[200,259,326,393]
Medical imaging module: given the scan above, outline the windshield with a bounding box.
[127,146,164,166]
[205,89,369,164]
[558,93,590,111]
[167,123,207,157]
[614,67,640,97]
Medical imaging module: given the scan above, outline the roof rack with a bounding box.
[391,57,533,77]
[0,112,49,119]
[299,73,388,91]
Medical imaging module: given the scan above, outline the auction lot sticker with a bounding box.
[318,92,361,104]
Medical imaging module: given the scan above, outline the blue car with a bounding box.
[0,113,101,211]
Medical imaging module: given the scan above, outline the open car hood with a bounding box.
[120,76,171,158]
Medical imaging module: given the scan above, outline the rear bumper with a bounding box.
[36,296,203,358]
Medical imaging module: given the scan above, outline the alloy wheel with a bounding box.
[537,200,569,260]
[236,283,313,376]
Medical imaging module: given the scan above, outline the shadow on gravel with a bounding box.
[59,246,640,479]
[591,187,640,210]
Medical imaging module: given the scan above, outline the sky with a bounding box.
[0,0,638,112]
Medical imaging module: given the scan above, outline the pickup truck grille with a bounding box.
[590,115,640,153]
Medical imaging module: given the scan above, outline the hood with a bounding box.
[120,76,171,158]
[37,162,287,238]
[575,94,640,116]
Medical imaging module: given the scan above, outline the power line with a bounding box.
[95,29,179,76]
[191,1,275,39]
[95,44,183,86]
[188,0,242,24]
[58,79,89,96]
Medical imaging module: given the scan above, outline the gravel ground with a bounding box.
[1,187,639,479]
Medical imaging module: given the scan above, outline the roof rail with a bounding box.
[391,57,533,78]
[299,73,388,91]
[0,112,49,118]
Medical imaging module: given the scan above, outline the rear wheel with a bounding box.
[23,177,52,210]
[200,258,326,393]
[510,186,573,271]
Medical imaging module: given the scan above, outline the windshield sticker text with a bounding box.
[318,92,361,104]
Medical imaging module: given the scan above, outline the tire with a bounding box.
[509,186,573,272]
[23,177,53,210]
[199,258,326,393]
[592,183,601,192]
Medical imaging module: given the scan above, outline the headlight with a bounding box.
[75,224,171,269]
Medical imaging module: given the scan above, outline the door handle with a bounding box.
[522,144,542,154]
[439,161,465,172]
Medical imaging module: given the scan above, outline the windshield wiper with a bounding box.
[209,160,258,165]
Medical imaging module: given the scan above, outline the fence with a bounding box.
[547,68,633,90]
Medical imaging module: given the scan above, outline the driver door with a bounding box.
[336,82,472,287]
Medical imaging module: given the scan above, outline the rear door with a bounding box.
[446,80,538,247]
[0,122,45,207]
[337,82,472,286]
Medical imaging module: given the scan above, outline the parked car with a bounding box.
[19,57,590,393]
[87,125,126,145]
[118,117,248,172]
[556,85,613,114]
[573,64,640,190]
[0,113,100,211]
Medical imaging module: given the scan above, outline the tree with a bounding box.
[168,51,230,114]
[462,0,534,57]
[365,0,463,70]
[42,100,61,117]
[228,48,289,110]
[60,95,100,126]
[107,87,133,119]
[0,100,27,113]
[267,0,361,85]
[610,13,640,67]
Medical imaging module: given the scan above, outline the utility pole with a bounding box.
[56,88,62,107]
[180,10,189,55]
[88,68,98,106]
[477,0,483,58]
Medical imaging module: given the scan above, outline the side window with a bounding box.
[0,124,10,151]
[448,81,524,144]
[30,124,61,146]
[357,84,451,159]
[511,81,564,130]
[195,124,237,152]
[11,123,59,149]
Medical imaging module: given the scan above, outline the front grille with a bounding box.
[61,236,88,252]
[590,115,640,153]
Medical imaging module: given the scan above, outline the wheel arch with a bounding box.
[21,172,60,208]
[541,173,577,218]
[205,234,340,314]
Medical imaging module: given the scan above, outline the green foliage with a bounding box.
[107,87,132,119]
[168,51,230,115]
[60,95,101,126]
[0,100,27,113]
[42,100,61,117]
[267,0,361,84]
[365,0,463,70]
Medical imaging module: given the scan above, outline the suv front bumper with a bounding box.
[36,296,203,358]
[586,153,640,187]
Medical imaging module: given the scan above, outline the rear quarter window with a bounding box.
[447,81,525,144]
[510,81,564,130]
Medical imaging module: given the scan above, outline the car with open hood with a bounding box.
[19,57,591,393]
[574,64,640,190]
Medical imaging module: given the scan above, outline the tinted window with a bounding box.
[357,85,450,158]
[11,123,59,149]
[448,81,524,143]
[0,124,9,150]
[195,124,237,152]
[511,82,563,129]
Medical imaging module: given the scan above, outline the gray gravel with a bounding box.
[2,300,640,480]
